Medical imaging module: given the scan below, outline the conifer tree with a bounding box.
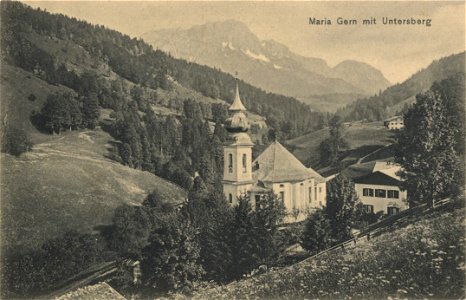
[395,84,462,207]
[325,175,358,242]
[301,209,332,254]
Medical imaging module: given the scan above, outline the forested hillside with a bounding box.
[337,52,465,122]
[1,1,322,139]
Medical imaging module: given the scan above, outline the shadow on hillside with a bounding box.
[30,111,52,134]
[103,140,122,163]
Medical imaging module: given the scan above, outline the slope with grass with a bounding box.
[286,121,395,168]
[190,203,465,299]
[0,128,186,255]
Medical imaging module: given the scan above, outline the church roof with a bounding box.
[229,82,247,111]
[253,141,324,183]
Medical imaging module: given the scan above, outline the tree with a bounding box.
[228,196,257,279]
[141,220,204,293]
[395,86,462,207]
[228,194,286,279]
[252,193,287,265]
[110,205,152,259]
[318,115,348,167]
[81,92,100,129]
[1,125,32,156]
[325,175,359,242]
[41,92,82,133]
[301,209,332,254]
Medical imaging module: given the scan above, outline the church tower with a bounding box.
[222,79,254,205]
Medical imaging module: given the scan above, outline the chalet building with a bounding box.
[384,116,404,130]
[222,81,326,222]
[353,162,408,216]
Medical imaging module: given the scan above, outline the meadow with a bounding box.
[189,204,465,299]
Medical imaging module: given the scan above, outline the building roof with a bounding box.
[229,82,247,111]
[253,141,324,183]
[384,115,403,122]
[354,170,402,187]
[341,160,398,180]
[55,282,126,300]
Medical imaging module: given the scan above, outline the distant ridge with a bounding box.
[336,52,466,121]
[142,19,391,112]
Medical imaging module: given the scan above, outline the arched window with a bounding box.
[242,153,247,173]
[228,154,233,173]
[229,193,233,204]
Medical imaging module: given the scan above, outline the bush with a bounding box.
[301,209,332,254]
[1,126,32,156]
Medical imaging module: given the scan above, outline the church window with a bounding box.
[314,187,317,200]
[279,184,284,188]
[228,193,233,203]
[280,191,285,202]
[228,154,233,173]
[242,154,247,173]
[309,187,312,203]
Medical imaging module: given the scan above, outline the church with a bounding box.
[222,82,327,222]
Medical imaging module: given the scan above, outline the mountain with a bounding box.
[337,52,466,122]
[142,20,391,111]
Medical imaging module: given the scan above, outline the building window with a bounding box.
[319,187,322,193]
[387,206,400,216]
[314,187,317,200]
[280,191,285,202]
[375,189,386,198]
[363,204,374,213]
[228,194,233,204]
[255,195,261,209]
[309,187,312,203]
[363,188,374,197]
[242,154,247,173]
[228,154,233,173]
[387,190,399,199]
[279,184,284,188]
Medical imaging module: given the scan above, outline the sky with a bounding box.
[25,1,465,84]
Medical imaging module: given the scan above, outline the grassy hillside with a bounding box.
[0,64,76,143]
[190,204,465,299]
[0,63,186,254]
[1,129,186,254]
[286,122,395,168]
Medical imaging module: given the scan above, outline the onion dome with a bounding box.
[225,80,250,133]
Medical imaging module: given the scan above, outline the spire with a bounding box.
[229,76,246,112]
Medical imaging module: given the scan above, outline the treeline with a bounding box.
[38,92,99,133]
[1,1,323,140]
[336,53,465,122]
[106,97,228,190]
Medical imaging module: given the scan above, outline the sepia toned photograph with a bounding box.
[0,1,465,299]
